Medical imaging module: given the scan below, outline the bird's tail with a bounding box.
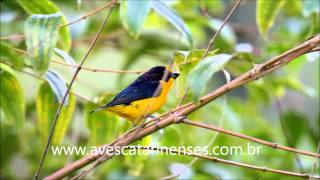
[90,106,107,114]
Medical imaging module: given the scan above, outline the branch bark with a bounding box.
[45,35,320,179]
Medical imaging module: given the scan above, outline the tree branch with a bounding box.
[45,35,320,179]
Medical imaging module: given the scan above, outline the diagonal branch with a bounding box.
[45,35,320,179]
[34,6,115,179]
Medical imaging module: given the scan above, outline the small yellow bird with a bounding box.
[91,66,179,125]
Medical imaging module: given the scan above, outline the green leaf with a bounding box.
[17,0,71,51]
[151,1,193,46]
[0,64,25,128]
[45,70,69,105]
[25,13,62,75]
[173,49,218,94]
[256,0,286,36]
[85,102,121,145]
[120,0,151,38]
[36,82,75,145]
[0,42,24,69]
[188,54,232,101]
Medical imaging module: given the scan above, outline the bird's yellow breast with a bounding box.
[106,78,174,125]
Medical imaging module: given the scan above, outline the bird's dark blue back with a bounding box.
[105,66,167,107]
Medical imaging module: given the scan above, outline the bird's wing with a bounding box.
[105,81,162,107]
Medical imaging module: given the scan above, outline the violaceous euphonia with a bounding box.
[91,66,180,125]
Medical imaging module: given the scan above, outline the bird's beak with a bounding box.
[171,72,180,79]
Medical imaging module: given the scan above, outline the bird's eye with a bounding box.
[171,73,180,79]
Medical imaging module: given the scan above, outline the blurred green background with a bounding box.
[0,0,319,179]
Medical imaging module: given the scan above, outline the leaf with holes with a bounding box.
[25,13,62,74]
[17,0,71,51]
[151,1,193,46]
[120,0,152,38]
[36,82,75,145]
[256,0,286,36]
[0,63,25,128]
[45,69,69,105]
[188,54,232,101]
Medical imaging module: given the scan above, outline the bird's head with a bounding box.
[140,66,180,82]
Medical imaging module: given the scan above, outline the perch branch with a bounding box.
[45,35,320,179]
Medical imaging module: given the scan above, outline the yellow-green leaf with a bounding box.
[17,0,71,51]
[0,64,25,128]
[256,0,286,36]
[36,83,75,145]
[25,13,62,75]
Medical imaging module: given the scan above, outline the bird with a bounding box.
[90,66,180,126]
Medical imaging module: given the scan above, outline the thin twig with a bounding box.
[182,119,320,158]
[51,60,144,74]
[201,0,241,59]
[34,7,115,179]
[45,35,320,179]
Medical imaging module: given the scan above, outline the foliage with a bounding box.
[0,0,319,179]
